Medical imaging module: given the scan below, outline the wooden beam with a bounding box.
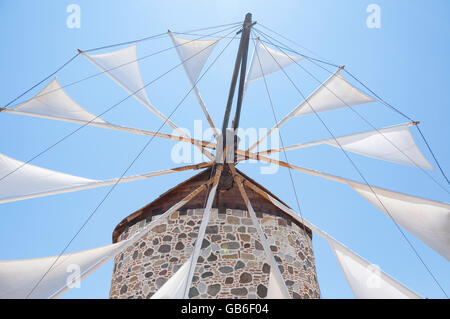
[221,13,253,149]
[0,108,218,151]
[228,163,291,299]
[183,164,223,298]
[232,13,253,132]
[0,161,213,204]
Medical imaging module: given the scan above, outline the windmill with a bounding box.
[0,13,448,299]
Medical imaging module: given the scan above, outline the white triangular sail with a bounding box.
[247,38,302,83]
[13,78,105,123]
[266,269,286,299]
[329,240,421,299]
[294,70,375,117]
[0,153,97,203]
[263,124,433,169]
[0,240,130,299]
[151,256,192,299]
[325,124,433,169]
[349,182,450,261]
[0,153,206,204]
[83,44,151,105]
[169,32,218,83]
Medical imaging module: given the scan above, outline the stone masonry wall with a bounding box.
[109,208,320,299]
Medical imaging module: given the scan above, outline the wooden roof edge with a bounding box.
[112,165,312,242]
[112,167,212,242]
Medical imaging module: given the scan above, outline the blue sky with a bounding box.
[0,0,448,299]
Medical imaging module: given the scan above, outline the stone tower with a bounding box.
[109,166,320,299]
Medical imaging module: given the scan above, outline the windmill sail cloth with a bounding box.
[0,153,97,203]
[273,124,433,169]
[293,71,375,117]
[0,152,193,204]
[348,181,450,261]
[0,240,130,299]
[151,256,192,299]
[328,240,421,299]
[267,269,287,299]
[169,32,218,84]
[13,78,105,123]
[325,124,433,169]
[84,45,151,105]
[246,39,302,83]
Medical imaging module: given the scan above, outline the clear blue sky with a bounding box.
[0,0,448,299]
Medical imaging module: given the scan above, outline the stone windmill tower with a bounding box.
[109,165,320,299]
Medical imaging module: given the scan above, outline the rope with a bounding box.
[26,26,239,299]
[82,33,168,53]
[342,69,413,121]
[172,32,258,40]
[82,21,242,53]
[254,29,449,298]
[257,39,339,73]
[258,23,334,65]
[416,125,450,186]
[2,53,80,109]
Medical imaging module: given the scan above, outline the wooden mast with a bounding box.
[220,13,254,156]
[232,14,253,131]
